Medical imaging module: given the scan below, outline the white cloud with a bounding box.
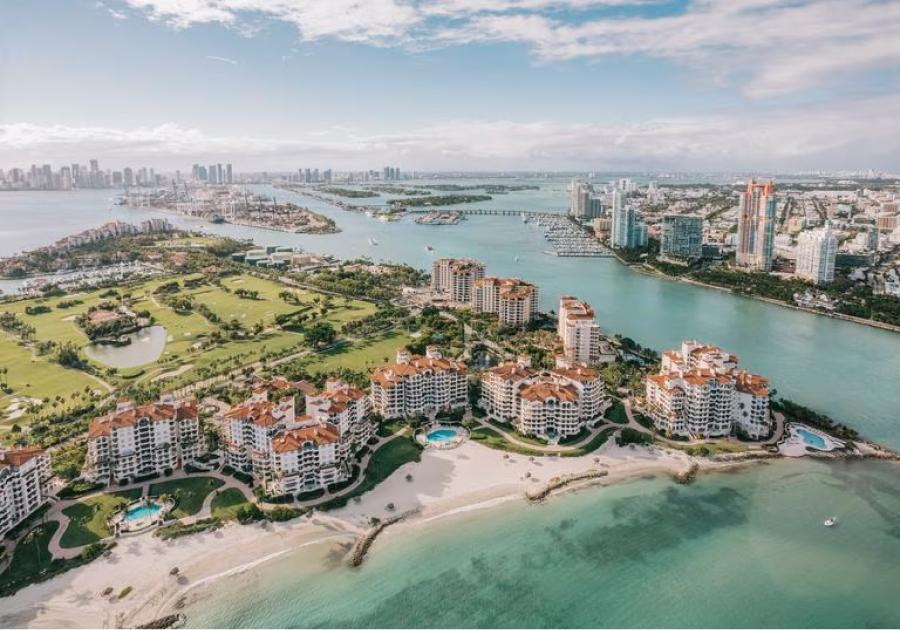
[113,0,900,97]
[205,54,239,64]
[3,95,898,170]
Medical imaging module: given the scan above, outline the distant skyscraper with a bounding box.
[796,221,837,285]
[610,190,633,248]
[660,215,704,261]
[216,163,223,185]
[123,167,134,187]
[736,179,777,271]
[225,163,233,184]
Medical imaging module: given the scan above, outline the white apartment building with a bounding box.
[0,448,51,539]
[305,378,374,452]
[85,394,203,484]
[558,296,601,364]
[795,222,837,285]
[431,258,485,304]
[371,347,468,419]
[268,424,343,496]
[645,340,770,440]
[471,277,538,327]
[480,355,604,438]
[220,379,372,496]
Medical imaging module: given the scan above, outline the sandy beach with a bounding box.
[0,440,750,629]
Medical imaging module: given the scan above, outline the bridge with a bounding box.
[401,208,566,217]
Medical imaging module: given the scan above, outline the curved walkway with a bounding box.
[472,413,624,454]
[624,399,785,449]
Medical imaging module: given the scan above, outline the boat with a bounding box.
[514,256,520,262]
[425,245,434,252]
[824,517,837,527]
[368,237,378,246]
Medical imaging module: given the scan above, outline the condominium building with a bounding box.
[431,258,485,304]
[305,378,374,451]
[558,296,601,364]
[569,180,603,220]
[645,340,770,439]
[471,277,539,327]
[370,347,468,419]
[220,379,371,496]
[0,448,51,539]
[480,355,604,438]
[610,190,633,248]
[736,180,777,271]
[610,191,647,249]
[795,222,837,285]
[660,214,704,262]
[85,394,203,484]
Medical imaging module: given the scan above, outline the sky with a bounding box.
[0,0,898,172]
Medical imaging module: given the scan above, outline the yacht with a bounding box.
[824,517,837,527]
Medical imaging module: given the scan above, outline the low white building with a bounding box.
[85,394,203,484]
[645,340,770,440]
[371,347,468,419]
[0,448,51,538]
[480,355,605,439]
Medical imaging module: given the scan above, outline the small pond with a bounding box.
[84,325,168,368]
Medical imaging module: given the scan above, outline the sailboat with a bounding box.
[368,237,379,246]
[514,256,520,263]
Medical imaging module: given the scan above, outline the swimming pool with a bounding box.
[797,428,827,450]
[418,425,468,449]
[124,502,161,521]
[426,429,458,443]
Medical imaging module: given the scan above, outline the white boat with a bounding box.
[514,256,520,262]
[824,517,837,527]
[368,237,378,246]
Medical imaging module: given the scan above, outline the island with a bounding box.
[388,194,492,207]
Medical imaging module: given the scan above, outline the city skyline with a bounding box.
[1,0,899,171]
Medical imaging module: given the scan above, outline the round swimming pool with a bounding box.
[418,425,468,449]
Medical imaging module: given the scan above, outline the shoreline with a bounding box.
[7,439,885,629]
[616,257,900,335]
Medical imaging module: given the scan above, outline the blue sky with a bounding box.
[1,0,898,171]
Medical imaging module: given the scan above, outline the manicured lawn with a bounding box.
[562,427,617,457]
[300,330,413,375]
[0,520,112,597]
[2,521,58,581]
[0,334,100,432]
[1,271,382,427]
[148,476,225,519]
[468,426,617,458]
[210,487,252,520]
[469,427,547,456]
[605,402,629,425]
[60,488,142,548]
